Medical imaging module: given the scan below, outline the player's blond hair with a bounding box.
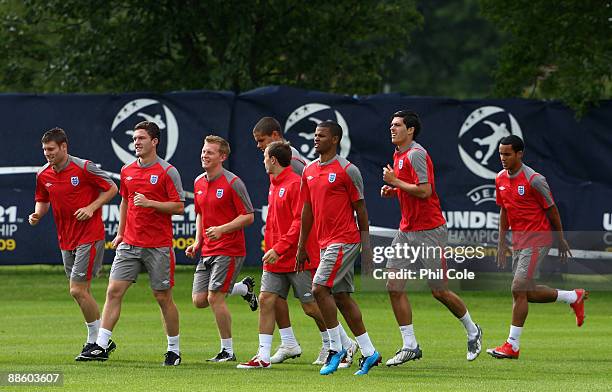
[204,135,231,157]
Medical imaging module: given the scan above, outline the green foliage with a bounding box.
[0,0,421,94]
[481,0,612,115]
[384,0,504,98]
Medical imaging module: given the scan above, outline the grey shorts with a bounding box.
[512,246,550,280]
[386,225,448,288]
[192,255,245,294]
[261,270,315,303]
[61,240,105,282]
[110,243,176,291]
[313,243,360,293]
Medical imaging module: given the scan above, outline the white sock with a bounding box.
[556,290,578,304]
[86,319,100,344]
[167,335,180,355]
[221,338,233,354]
[459,310,479,340]
[279,327,298,347]
[320,330,330,349]
[355,332,376,357]
[399,324,417,349]
[507,325,522,351]
[231,282,248,296]
[327,325,342,352]
[258,334,273,363]
[96,327,112,349]
[338,323,352,350]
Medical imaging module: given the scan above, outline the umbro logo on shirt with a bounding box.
[499,186,506,190]
[197,190,203,195]
[307,176,314,181]
[126,176,133,181]
[45,183,53,187]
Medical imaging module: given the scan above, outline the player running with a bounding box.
[185,135,257,363]
[297,121,381,376]
[30,127,118,361]
[252,117,356,367]
[487,135,586,359]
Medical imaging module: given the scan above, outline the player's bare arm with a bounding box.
[74,183,118,221]
[111,198,128,248]
[353,198,373,271]
[205,212,254,241]
[296,202,314,270]
[185,213,202,258]
[133,192,184,215]
[28,201,50,226]
[545,205,572,263]
[382,164,432,198]
[497,207,509,268]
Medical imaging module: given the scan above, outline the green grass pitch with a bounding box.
[0,266,610,391]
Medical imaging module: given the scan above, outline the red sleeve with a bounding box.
[164,169,182,202]
[495,176,504,208]
[273,181,302,256]
[84,161,113,191]
[194,179,201,215]
[35,173,49,202]
[119,168,128,199]
[300,170,311,205]
[231,183,248,216]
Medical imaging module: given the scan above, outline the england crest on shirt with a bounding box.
[328,173,336,183]
[518,185,525,196]
[150,175,158,185]
[279,188,286,197]
[216,188,224,198]
[70,176,79,186]
[398,159,404,170]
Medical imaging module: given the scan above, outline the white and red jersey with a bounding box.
[35,155,114,250]
[265,167,319,273]
[393,141,446,232]
[120,157,185,248]
[496,164,555,249]
[194,169,253,257]
[300,155,363,248]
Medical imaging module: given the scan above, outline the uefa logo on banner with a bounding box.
[110,99,179,165]
[284,103,351,159]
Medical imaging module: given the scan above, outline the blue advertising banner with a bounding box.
[1,86,611,268]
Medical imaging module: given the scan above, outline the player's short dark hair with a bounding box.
[41,127,68,145]
[317,120,343,144]
[134,121,160,146]
[266,141,292,167]
[392,110,421,138]
[253,117,282,136]
[499,135,524,152]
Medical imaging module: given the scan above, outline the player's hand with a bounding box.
[558,238,572,264]
[383,164,397,186]
[133,192,151,208]
[295,246,309,272]
[380,185,396,198]
[74,205,95,221]
[185,242,200,259]
[205,226,223,241]
[497,242,509,269]
[28,213,41,226]
[111,234,123,249]
[263,249,280,264]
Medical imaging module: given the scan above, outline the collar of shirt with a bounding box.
[271,166,293,186]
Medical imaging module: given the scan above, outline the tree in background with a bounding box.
[481,0,612,115]
[0,0,421,94]
[384,0,504,99]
